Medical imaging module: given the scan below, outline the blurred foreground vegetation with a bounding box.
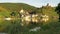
[0,3,60,34]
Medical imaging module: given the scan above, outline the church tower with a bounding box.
[47,3,49,6]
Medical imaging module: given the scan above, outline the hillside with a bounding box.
[0,3,36,17]
[0,3,36,12]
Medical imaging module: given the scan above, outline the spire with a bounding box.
[47,3,49,6]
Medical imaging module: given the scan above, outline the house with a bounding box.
[19,9,49,26]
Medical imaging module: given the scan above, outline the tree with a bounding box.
[10,11,16,16]
[55,3,60,21]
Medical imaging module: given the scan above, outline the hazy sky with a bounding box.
[0,0,60,7]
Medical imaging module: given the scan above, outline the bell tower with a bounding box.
[47,3,49,6]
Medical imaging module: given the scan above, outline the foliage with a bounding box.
[0,3,59,34]
[55,3,60,21]
[0,3,36,18]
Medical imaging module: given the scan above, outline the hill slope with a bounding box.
[0,3,36,12]
[0,3,36,17]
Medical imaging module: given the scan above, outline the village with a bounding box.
[0,2,59,34]
[2,3,58,26]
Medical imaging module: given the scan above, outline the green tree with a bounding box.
[55,3,60,21]
[10,11,16,16]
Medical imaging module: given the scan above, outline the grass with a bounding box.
[4,21,60,34]
[0,18,59,34]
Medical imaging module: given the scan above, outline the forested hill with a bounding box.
[0,3,58,19]
[0,3,37,17]
[0,3,36,12]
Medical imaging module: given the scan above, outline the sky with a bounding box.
[0,0,60,7]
